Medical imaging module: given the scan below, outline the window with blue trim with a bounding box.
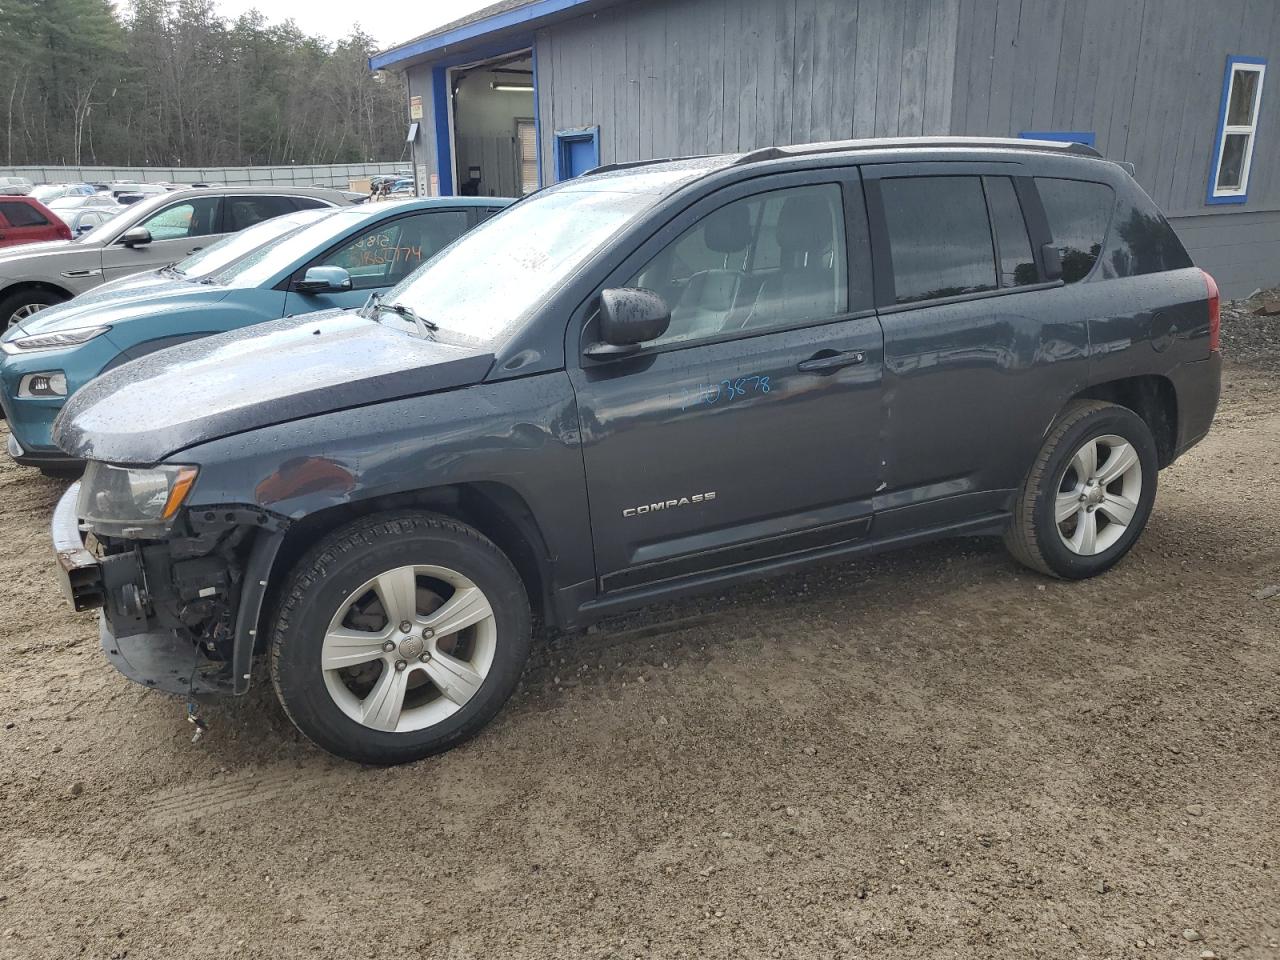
[1209,56,1266,203]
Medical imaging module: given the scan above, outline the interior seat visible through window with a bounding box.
[628,181,855,348]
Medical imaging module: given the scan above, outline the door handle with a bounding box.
[187,247,203,255]
[797,350,866,373]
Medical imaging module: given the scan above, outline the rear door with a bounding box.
[281,207,474,315]
[100,195,224,281]
[568,169,885,593]
[862,161,1088,534]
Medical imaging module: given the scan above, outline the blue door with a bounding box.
[555,127,601,181]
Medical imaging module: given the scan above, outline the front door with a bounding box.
[568,172,884,592]
[101,195,224,282]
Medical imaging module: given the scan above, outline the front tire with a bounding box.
[270,511,531,764]
[1005,400,1158,579]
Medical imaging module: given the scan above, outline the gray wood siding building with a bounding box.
[374,0,1279,295]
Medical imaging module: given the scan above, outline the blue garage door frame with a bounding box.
[554,126,601,181]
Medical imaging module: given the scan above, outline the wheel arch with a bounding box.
[0,279,75,307]
[1070,374,1178,467]
[268,482,557,631]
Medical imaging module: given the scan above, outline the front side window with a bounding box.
[881,176,997,304]
[1210,57,1266,201]
[138,197,221,241]
[628,183,858,346]
[317,211,470,291]
[1035,177,1115,283]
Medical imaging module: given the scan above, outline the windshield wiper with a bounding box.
[367,298,438,339]
[159,261,186,278]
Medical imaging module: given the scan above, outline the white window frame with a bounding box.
[1209,57,1266,203]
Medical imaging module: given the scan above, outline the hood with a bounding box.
[5,274,228,338]
[54,310,495,465]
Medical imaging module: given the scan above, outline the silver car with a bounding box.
[0,186,353,326]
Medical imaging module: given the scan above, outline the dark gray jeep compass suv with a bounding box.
[50,137,1221,764]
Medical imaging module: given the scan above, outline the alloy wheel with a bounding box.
[320,564,497,733]
[7,302,46,328]
[1054,433,1143,556]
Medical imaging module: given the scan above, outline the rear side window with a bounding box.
[0,201,48,227]
[224,195,296,232]
[291,197,330,211]
[881,177,997,303]
[1035,178,1114,282]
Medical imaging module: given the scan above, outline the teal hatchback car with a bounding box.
[0,196,510,471]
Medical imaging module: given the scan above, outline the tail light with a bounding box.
[1201,269,1220,353]
[54,220,72,241]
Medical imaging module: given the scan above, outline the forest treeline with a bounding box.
[0,0,409,167]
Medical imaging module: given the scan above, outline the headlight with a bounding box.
[77,462,199,536]
[1,325,110,354]
[17,371,67,397]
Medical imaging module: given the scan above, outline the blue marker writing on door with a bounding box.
[681,376,771,411]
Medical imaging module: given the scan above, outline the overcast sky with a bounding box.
[194,1,496,48]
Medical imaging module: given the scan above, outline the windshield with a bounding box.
[204,209,369,287]
[174,208,333,280]
[381,188,656,343]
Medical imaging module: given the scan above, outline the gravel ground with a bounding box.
[1,311,1278,959]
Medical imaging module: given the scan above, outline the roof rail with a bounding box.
[734,136,1104,165]
[583,155,714,177]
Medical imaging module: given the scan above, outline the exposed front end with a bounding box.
[51,467,285,697]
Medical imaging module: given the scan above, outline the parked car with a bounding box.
[47,194,122,213]
[58,206,121,237]
[0,176,33,196]
[0,196,72,248]
[1,196,509,471]
[0,185,353,327]
[30,183,96,204]
[48,137,1220,764]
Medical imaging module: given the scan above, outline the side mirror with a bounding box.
[295,265,353,294]
[75,223,94,235]
[120,226,152,247]
[584,288,671,359]
[1041,241,1063,282]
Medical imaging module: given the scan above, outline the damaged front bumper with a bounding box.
[50,482,286,697]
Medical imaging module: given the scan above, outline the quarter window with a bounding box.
[138,197,221,241]
[628,183,860,347]
[316,211,470,291]
[1210,57,1266,202]
[1035,178,1115,283]
[880,176,997,304]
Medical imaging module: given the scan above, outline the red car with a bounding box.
[0,196,72,248]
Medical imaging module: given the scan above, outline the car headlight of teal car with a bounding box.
[1,325,110,353]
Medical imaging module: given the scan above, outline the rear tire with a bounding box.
[270,511,531,764]
[1005,400,1158,579]
[0,288,67,329]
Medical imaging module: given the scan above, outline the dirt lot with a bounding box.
[2,329,1278,959]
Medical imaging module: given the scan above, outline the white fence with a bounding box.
[0,162,406,189]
